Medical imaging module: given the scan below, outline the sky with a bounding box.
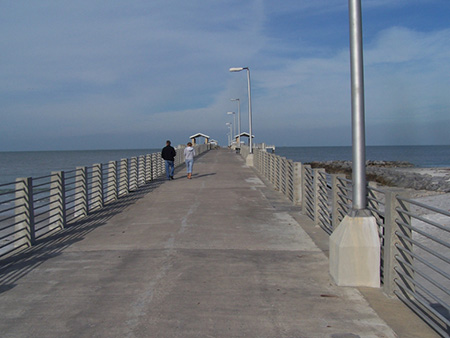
[1,0,449,151]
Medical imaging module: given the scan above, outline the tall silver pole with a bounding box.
[233,113,236,143]
[230,99,241,146]
[349,0,367,211]
[235,99,241,147]
[246,68,253,153]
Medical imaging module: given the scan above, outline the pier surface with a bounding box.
[0,149,437,337]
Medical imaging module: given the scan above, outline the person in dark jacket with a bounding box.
[161,140,176,180]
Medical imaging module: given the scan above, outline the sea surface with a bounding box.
[0,149,159,186]
[0,145,449,186]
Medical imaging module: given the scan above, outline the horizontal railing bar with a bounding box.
[396,220,450,249]
[35,226,59,239]
[32,181,52,189]
[397,209,450,234]
[395,267,450,313]
[0,204,22,215]
[0,190,18,197]
[398,197,450,217]
[1,211,25,223]
[395,256,450,297]
[394,282,450,336]
[395,232,450,266]
[0,181,17,188]
[1,196,24,206]
[395,242,450,277]
[33,174,54,180]
[0,236,30,251]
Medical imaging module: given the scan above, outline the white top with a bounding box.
[184,146,196,160]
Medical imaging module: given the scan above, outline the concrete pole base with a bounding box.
[246,153,254,167]
[329,214,380,288]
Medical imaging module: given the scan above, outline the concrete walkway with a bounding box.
[0,149,435,337]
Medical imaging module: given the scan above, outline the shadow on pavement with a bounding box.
[0,178,165,293]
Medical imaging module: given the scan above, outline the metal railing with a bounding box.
[0,144,210,259]
[243,145,449,336]
[253,147,299,205]
[392,196,450,336]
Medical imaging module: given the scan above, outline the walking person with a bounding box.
[183,142,195,179]
[161,140,176,180]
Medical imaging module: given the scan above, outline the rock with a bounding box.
[305,160,450,192]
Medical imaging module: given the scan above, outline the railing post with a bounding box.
[275,156,281,191]
[277,157,283,193]
[268,153,272,183]
[159,155,164,177]
[262,152,267,178]
[383,189,413,296]
[281,157,287,196]
[119,158,129,197]
[106,161,117,204]
[155,154,161,178]
[156,153,161,178]
[50,171,66,231]
[287,159,294,202]
[331,174,346,229]
[301,164,311,215]
[313,169,325,224]
[256,149,261,171]
[129,157,138,192]
[293,162,303,206]
[91,163,103,211]
[75,167,88,218]
[145,154,152,182]
[14,177,34,249]
[151,154,157,179]
[138,156,145,187]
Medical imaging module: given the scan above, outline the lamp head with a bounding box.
[227,111,235,115]
[229,67,247,72]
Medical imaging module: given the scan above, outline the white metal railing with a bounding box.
[242,145,449,336]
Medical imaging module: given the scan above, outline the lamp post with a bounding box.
[227,111,236,145]
[229,67,253,153]
[329,0,380,289]
[230,98,241,148]
[349,0,367,212]
[226,122,232,147]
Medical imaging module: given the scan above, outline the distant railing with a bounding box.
[243,145,449,336]
[0,143,210,259]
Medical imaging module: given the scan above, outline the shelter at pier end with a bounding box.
[235,132,254,146]
[190,133,210,145]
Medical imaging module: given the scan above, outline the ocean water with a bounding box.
[275,145,450,168]
[0,149,159,186]
[0,145,449,186]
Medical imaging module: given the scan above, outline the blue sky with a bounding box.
[1,0,449,150]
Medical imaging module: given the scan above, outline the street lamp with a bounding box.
[230,98,241,148]
[227,111,236,145]
[229,67,253,153]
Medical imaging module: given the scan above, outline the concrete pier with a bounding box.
[0,149,437,337]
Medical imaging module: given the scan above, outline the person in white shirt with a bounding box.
[183,142,196,179]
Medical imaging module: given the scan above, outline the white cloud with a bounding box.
[1,1,449,149]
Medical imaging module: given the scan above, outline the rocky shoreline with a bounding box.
[307,160,450,193]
